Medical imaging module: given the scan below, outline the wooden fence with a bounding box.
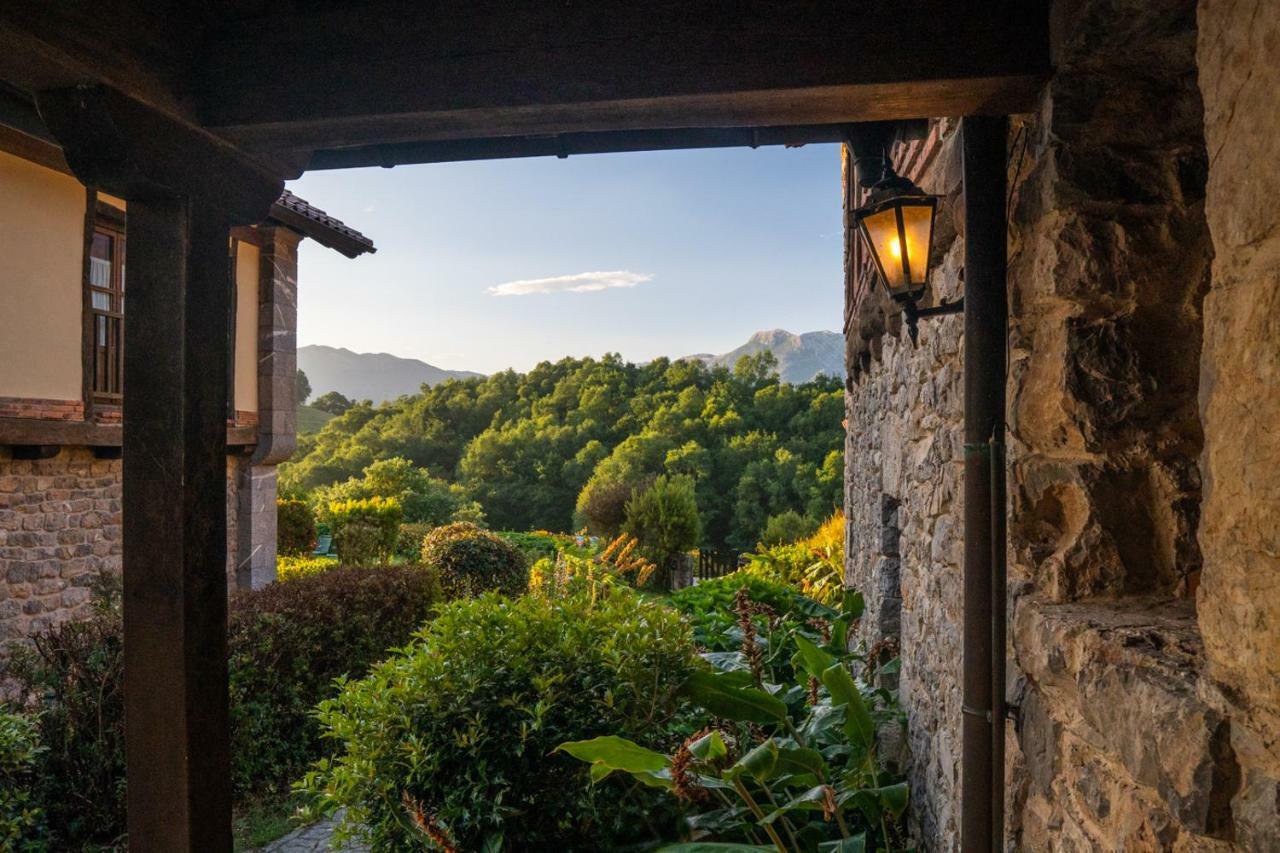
[695,550,741,582]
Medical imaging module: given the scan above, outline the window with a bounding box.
[88,222,124,400]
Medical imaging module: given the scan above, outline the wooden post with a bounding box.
[121,196,234,851]
[35,86,283,852]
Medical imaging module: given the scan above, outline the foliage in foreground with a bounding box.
[0,708,45,850]
[561,587,909,851]
[419,521,529,597]
[298,588,700,851]
[1,567,442,850]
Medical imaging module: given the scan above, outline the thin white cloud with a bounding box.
[489,270,653,297]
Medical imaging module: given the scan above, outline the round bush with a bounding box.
[277,498,317,556]
[420,522,529,597]
[300,588,697,850]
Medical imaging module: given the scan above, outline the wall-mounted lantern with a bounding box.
[852,161,961,343]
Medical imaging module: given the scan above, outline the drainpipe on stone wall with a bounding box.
[960,115,1009,852]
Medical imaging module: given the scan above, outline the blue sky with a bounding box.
[287,143,844,374]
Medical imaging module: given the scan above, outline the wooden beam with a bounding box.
[122,196,235,853]
[199,0,1050,155]
[0,417,260,448]
[32,82,285,852]
[35,86,284,222]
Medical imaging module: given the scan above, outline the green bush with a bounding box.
[3,584,126,849]
[2,567,442,848]
[299,588,698,850]
[329,497,402,566]
[670,571,838,682]
[277,554,339,582]
[497,530,559,563]
[277,498,318,556]
[229,565,443,798]
[759,509,819,546]
[396,521,434,560]
[623,474,701,563]
[420,522,529,597]
[0,709,45,850]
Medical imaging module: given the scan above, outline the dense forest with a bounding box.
[282,352,844,549]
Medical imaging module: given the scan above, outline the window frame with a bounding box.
[85,200,126,405]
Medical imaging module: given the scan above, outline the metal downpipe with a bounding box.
[960,115,1008,852]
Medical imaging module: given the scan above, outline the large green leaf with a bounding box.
[760,784,832,824]
[842,590,866,619]
[818,835,867,852]
[793,634,837,680]
[689,730,729,762]
[684,671,788,723]
[557,735,670,772]
[821,664,875,748]
[774,746,826,777]
[734,739,778,781]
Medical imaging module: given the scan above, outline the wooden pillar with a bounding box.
[121,197,234,850]
[35,86,284,852]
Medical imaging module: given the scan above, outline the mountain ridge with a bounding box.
[299,329,843,404]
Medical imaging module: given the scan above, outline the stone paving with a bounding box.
[256,813,368,853]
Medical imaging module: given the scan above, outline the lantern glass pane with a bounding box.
[901,202,935,286]
[862,207,907,291]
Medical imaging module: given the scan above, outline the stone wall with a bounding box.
[843,0,1280,848]
[1,449,251,645]
[0,447,121,643]
[1194,0,1280,844]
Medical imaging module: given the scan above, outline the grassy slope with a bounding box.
[297,404,335,434]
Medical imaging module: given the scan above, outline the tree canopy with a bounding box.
[281,352,843,549]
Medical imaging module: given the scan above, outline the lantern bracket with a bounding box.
[903,297,965,346]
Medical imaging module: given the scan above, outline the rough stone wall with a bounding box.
[840,1,1277,848]
[844,122,968,845]
[0,447,121,643]
[1194,0,1280,845]
[1,449,250,644]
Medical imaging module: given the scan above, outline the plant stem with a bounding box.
[732,778,789,852]
[760,783,802,850]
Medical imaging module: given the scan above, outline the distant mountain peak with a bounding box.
[692,328,843,384]
[298,345,483,404]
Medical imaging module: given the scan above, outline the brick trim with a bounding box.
[0,397,85,421]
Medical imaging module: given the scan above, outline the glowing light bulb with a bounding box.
[888,237,902,260]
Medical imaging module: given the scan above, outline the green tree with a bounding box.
[623,474,701,563]
[311,390,353,415]
[296,368,312,405]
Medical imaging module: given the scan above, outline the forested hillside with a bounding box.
[281,352,843,548]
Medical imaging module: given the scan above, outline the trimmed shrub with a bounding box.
[420,522,529,597]
[396,521,434,560]
[276,554,339,582]
[229,565,442,798]
[299,588,698,850]
[0,709,45,850]
[277,498,318,556]
[2,567,442,848]
[329,497,402,566]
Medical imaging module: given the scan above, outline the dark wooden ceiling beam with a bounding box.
[199,0,1050,155]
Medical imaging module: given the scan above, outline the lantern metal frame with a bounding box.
[851,169,960,344]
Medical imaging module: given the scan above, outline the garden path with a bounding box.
[256,813,368,853]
